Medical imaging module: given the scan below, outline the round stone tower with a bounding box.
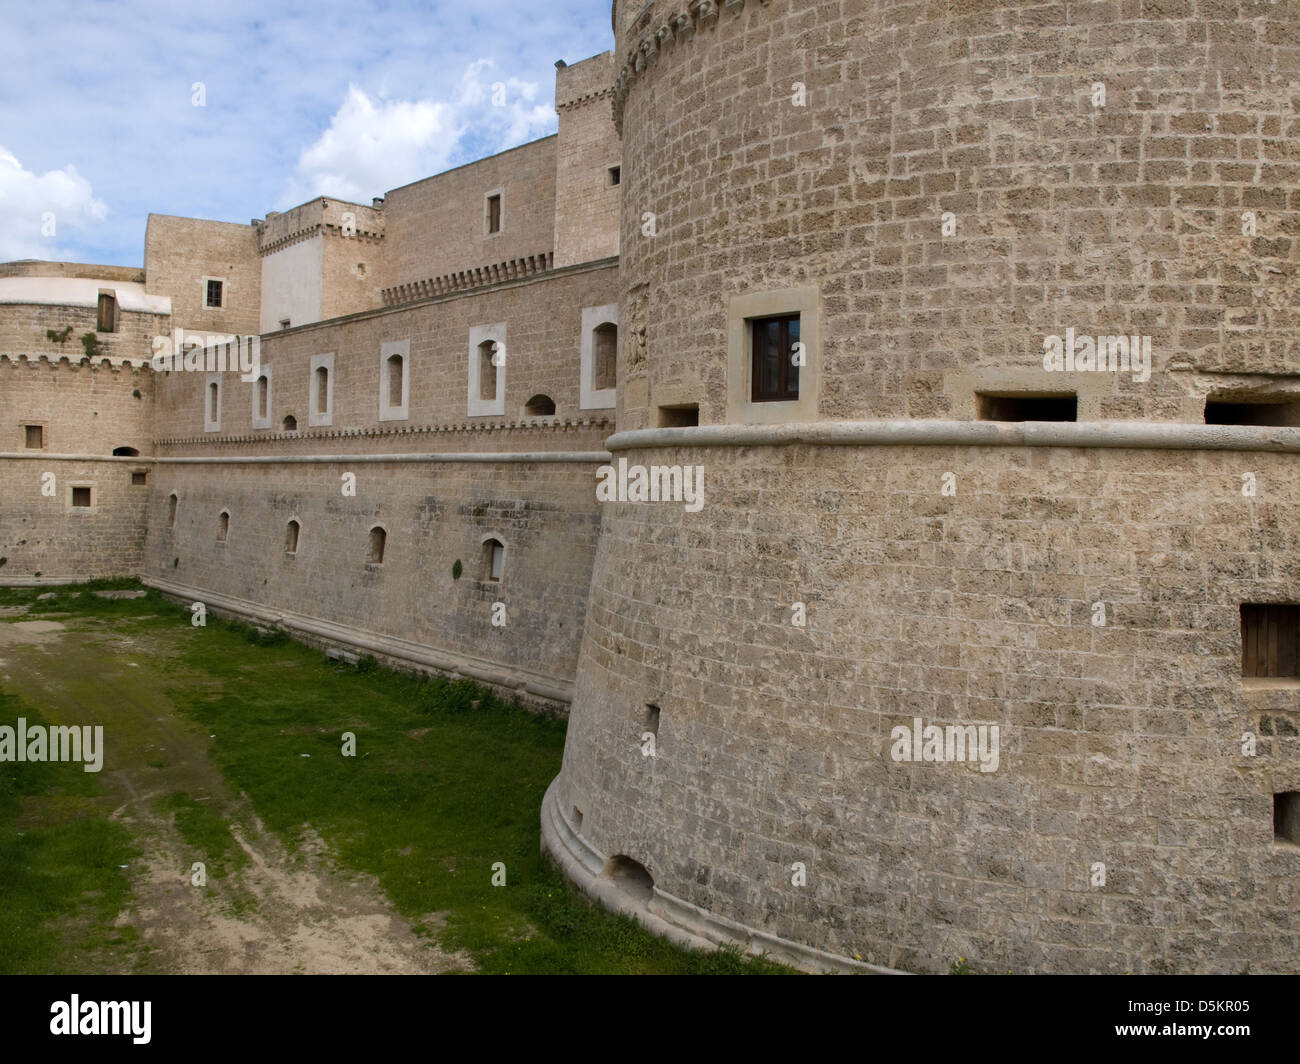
[544,0,1300,973]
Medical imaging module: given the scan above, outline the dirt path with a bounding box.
[0,610,468,974]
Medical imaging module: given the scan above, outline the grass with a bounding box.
[0,580,793,974]
[0,690,140,974]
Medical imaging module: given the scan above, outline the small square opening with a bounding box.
[71,486,91,508]
[976,393,1077,422]
[1205,398,1300,427]
[658,404,699,428]
[1274,792,1300,846]
[131,471,147,486]
[23,424,43,449]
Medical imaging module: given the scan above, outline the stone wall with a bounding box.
[554,52,622,268]
[379,138,558,293]
[144,214,261,337]
[153,263,620,441]
[555,431,1300,973]
[608,0,1299,430]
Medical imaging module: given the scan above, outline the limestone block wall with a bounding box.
[379,137,558,292]
[554,52,622,269]
[152,263,620,441]
[0,455,151,581]
[0,303,163,366]
[555,432,1300,973]
[609,0,1299,430]
[144,214,261,337]
[143,453,603,702]
[0,356,154,456]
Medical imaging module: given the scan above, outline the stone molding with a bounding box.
[154,450,612,465]
[606,419,1300,454]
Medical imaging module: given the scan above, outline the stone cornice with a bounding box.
[557,87,614,112]
[155,415,613,447]
[612,0,771,134]
[606,419,1300,454]
[0,352,153,371]
[381,252,554,306]
[154,450,612,465]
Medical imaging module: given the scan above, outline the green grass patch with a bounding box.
[154,792,247,879]
[0,690,139,973]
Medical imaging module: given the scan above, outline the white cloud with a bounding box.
[282,60,557,207]
[0,147,108,261]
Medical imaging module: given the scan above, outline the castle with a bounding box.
[2,0,1299,974]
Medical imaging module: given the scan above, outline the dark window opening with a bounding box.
[131,471,147,486]
[608,165,621,186]
[478,340,498,401]
[71,486,91,508]
[23,425,42,449]
[645,703,660,736]
[976,393,1078,422]
[218,511,229,542]
[208,382,220,422]
[1205,398,1300,427]
[386,355,403,408]
[112,446,139,457]
[96,293,117,333]
[367,526,386,565]
[1276,792,1300,846]
[168,493,178,527]
[658,404,699,428]
[594,322,617,391]
[482,538,504,581]
[486,193,502,234]
[600,855,654,904]
[285,519,300,555]
[1241,604,1300,678]
[282,415,297,432]
[205,279,223,308]
[256,376,269,420]
[524,394,556,416]
[751,313,800,402]
[314,367,329,415]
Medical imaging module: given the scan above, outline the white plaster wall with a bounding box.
[260,237,323,333]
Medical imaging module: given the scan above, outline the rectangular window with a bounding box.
[486,193,502,235]
[1241,604,1300,678]
[131,471,147,486]
[72,486,91,507]
[24,424,42,449]
[976,394,1078,422]
[1205,398,1300,427]
[97,293,116,333]
[750,314,800,402]
[608,165,621,187]
[1276,792,1300,846]
[206,279,224,308]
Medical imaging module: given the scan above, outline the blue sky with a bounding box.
[0,0,614,266]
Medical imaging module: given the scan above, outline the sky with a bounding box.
[0,0,614,267]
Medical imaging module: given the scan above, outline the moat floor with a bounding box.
[0,583,790,974]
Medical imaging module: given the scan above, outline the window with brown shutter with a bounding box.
[1241,604,1300,678]
[97,293,116,332]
